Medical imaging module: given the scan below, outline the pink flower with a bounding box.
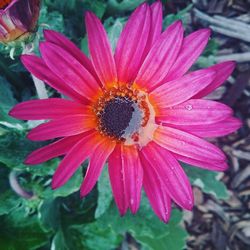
[0,0,41,44]
[10,1,241,222]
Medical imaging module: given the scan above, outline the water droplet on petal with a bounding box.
[185,104,193,111]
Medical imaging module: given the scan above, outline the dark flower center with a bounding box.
[0,0,13,9]
[93,86,155,144]
[99,97,135,139]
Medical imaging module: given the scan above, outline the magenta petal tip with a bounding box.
[26,132,34,141]
[130,205,139,215]
[39,41,47,51]
[201,28,211,36]
[8,108,15,117]
[20,54,32,64]
[51,178,60,190]
[85,10,95,20]
[226,60,237,69]
[80,188,88,198]
[23,157,35,165]
[176,191,194,211]
[118,210,127,217]
[221,162,229,171]
[43,29,53,39]
[173,19,183,27]
[161,215,171,224]
[80,191,85,198]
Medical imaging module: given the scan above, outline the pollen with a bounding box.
[93,85,157,146]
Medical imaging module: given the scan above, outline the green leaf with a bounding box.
[108,0,144,12]
[0,190,21,216]
[0,76,24,127]
[38,198,61,231]
[0,76,16,112]
[202,39,219,57]
[80,36,89,56]
[196,55,216,68]
[68,223,123,250]
[85,0,107,19]
[33,6,65,55]
[95,166,113,219]
[44,0,77,11]
[0,167,49,249]
[0,130,43,169]
[51,230,70,250]
[0,208,49,250]
[51,225,118,250]
[136,209,187,250]
[42,166,85,198]
[183,164,229,199]
[105,17,125,51]
[0,166,22,216]
[95,195,187,249]
[0,130,59,178]
[139,226,187,250]
[39,6,64,33]
[138,216,188,250]
[195,39,218,68]
[163,4,193,28]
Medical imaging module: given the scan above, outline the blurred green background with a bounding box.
[1,0,248,249]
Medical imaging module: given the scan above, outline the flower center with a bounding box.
[99,97,135,138]
[93,86,157,147]
[0,0,13,9]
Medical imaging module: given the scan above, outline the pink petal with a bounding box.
[151,69,215,108]
[85,12,117,85]
[154,126,226,163]
[135,20,184,90]
[51,132,100,189]
[21,55,86,103]
[166,117,241,138]
[141,142,194,210]
[40,42,100,100]
[80,139,116,197]
[194,61,236,98]
[25,133,87,165]
[157,99,233,125]
[43,29,100,84]
[27,114,94,141]
[147,1,163,47]
[108,145,143,215]
[172,153,229,172]
[9,98,86,120]
[140,151,171,222]
[108,144,128,215]
[164,29,211,82]
[114,3,151,84]
[121,145,143,214]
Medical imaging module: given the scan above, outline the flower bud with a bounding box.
[0,0,41,45]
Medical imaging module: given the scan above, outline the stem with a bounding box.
[9,170,34,199]
[31,74,49,99]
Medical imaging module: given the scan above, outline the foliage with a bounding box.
[163,4,193,28]
[0,1,227,250]
[183,164,228,200]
